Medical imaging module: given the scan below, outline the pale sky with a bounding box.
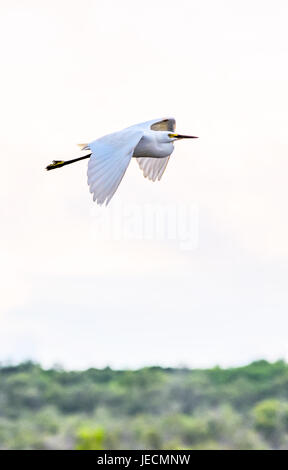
[0,0,288,369]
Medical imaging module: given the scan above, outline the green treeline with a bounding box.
[1,359,288,449]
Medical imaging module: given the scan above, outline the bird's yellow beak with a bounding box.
[168,133,198,139]
[168,134,198,139]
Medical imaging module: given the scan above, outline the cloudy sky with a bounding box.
[1,0,288,369]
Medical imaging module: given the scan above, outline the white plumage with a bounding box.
[86,117,197,205]
[87,127,144,205]
[46,117,198,205]
[136,156,170,182]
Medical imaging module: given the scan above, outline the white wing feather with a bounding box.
[133,117,175,181]
[131,117,176,132]
[136,157,170,181]
[87,128,143,205]
[150,118,175,132]
[86,118,175,204]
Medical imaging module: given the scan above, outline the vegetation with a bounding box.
[1,360,288,449]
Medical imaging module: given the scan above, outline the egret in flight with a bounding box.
[46,117,198,205]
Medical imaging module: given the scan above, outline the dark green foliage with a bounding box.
[1,360,288,449]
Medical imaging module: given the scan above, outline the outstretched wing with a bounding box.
[87,118,175,204]
[150,118,176,132]
[136,157,170,182]
[132,117,176,132]
[87,128,143,205]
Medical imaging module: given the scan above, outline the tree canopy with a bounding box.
[1,360,288,449]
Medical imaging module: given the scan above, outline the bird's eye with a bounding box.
[168,133,178,138]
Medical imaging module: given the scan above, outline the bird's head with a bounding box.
[167,132,199,142]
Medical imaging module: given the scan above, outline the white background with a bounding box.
[0,0,287,368]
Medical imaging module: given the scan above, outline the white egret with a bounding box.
[46,117,198,205]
